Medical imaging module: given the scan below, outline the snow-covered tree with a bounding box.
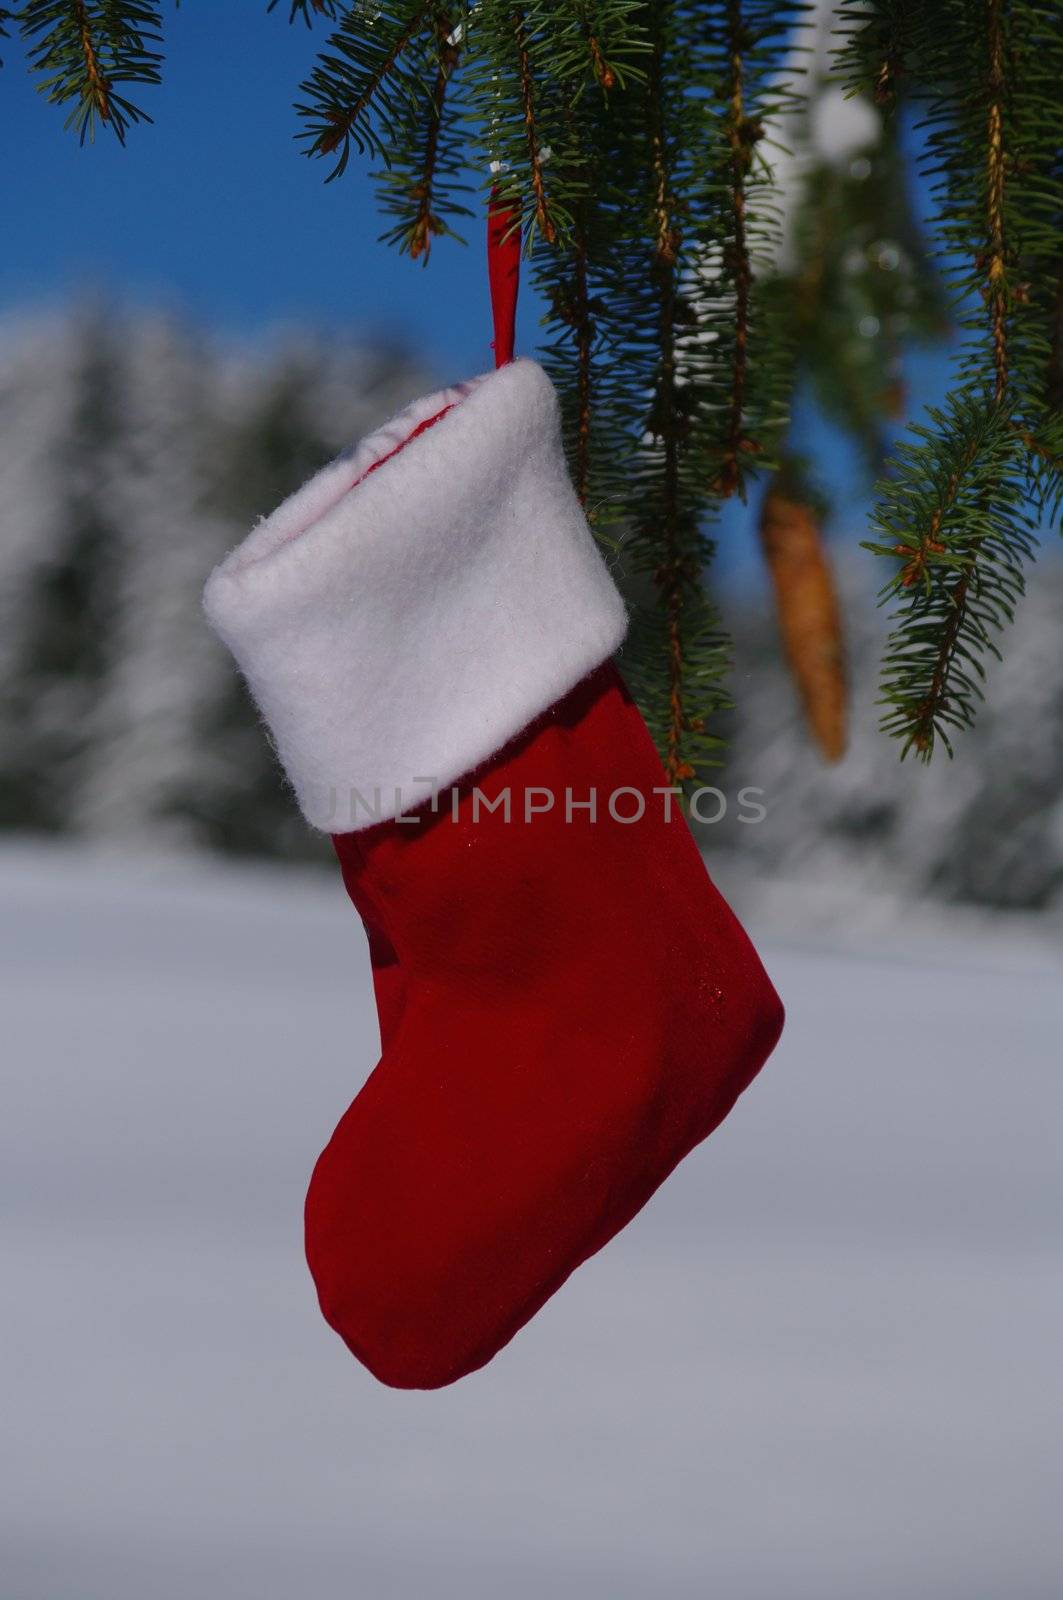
[0,306,426,857]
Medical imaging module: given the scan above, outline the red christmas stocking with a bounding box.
[205,358,784,1389]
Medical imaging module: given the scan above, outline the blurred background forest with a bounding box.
[0,304,1060,911]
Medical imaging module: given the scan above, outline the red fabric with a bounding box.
[309,664,784,1389]
[487,190,521,367]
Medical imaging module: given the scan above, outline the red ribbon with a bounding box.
[487,188,521,368]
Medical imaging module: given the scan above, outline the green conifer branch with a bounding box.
[595,1,736,781]
[267,0,342,25]
[716,0,753,500]
[535,97,618,528]
[864,393,1035,758]
[18,0,164,144]
[294,1,436,177]
[512,6,557,244]
[646,27,694,779]
[699,2,803,507]
[841,0,1063,757]
[373,6,472,258]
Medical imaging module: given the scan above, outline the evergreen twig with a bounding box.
[841,0,1063,756]
[18,0,164,144]
[717,0,753,501]
[513,7,556,244]
[295,1,434,178]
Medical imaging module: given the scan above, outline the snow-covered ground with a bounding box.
[3,843,1060,1599]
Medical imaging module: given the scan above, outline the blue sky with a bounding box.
[1,2,504,375]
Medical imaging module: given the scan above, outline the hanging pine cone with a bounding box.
[759,485,848,763]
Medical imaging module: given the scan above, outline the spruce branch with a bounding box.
[585,25,614,89]
[267,0,343,24]
[524,0,649,92]
[864,393,1036,759]
[294,0,435,177]
[839,0,1063,757]
[917,0,1013,733]
[557,192,596,505]
[600,1,742,782]
[577,0,799,781]
[569,0,649,90]
[699,1,800,505]
[647,38,690,779]
[571,222,594,503]
[18,0,164,144]
[374,5,471,258]
[513,6,556,244]
[408,17,458,259]
[833,0,916,109]
[984,0,1008,403]
[1047,257,1063,411]
[535,97,616,526]
[464,2,647,254]
[713,0,756,500]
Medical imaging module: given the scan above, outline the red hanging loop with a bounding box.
[487,187,521,368]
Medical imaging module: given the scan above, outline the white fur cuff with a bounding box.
[203,359,627,832]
